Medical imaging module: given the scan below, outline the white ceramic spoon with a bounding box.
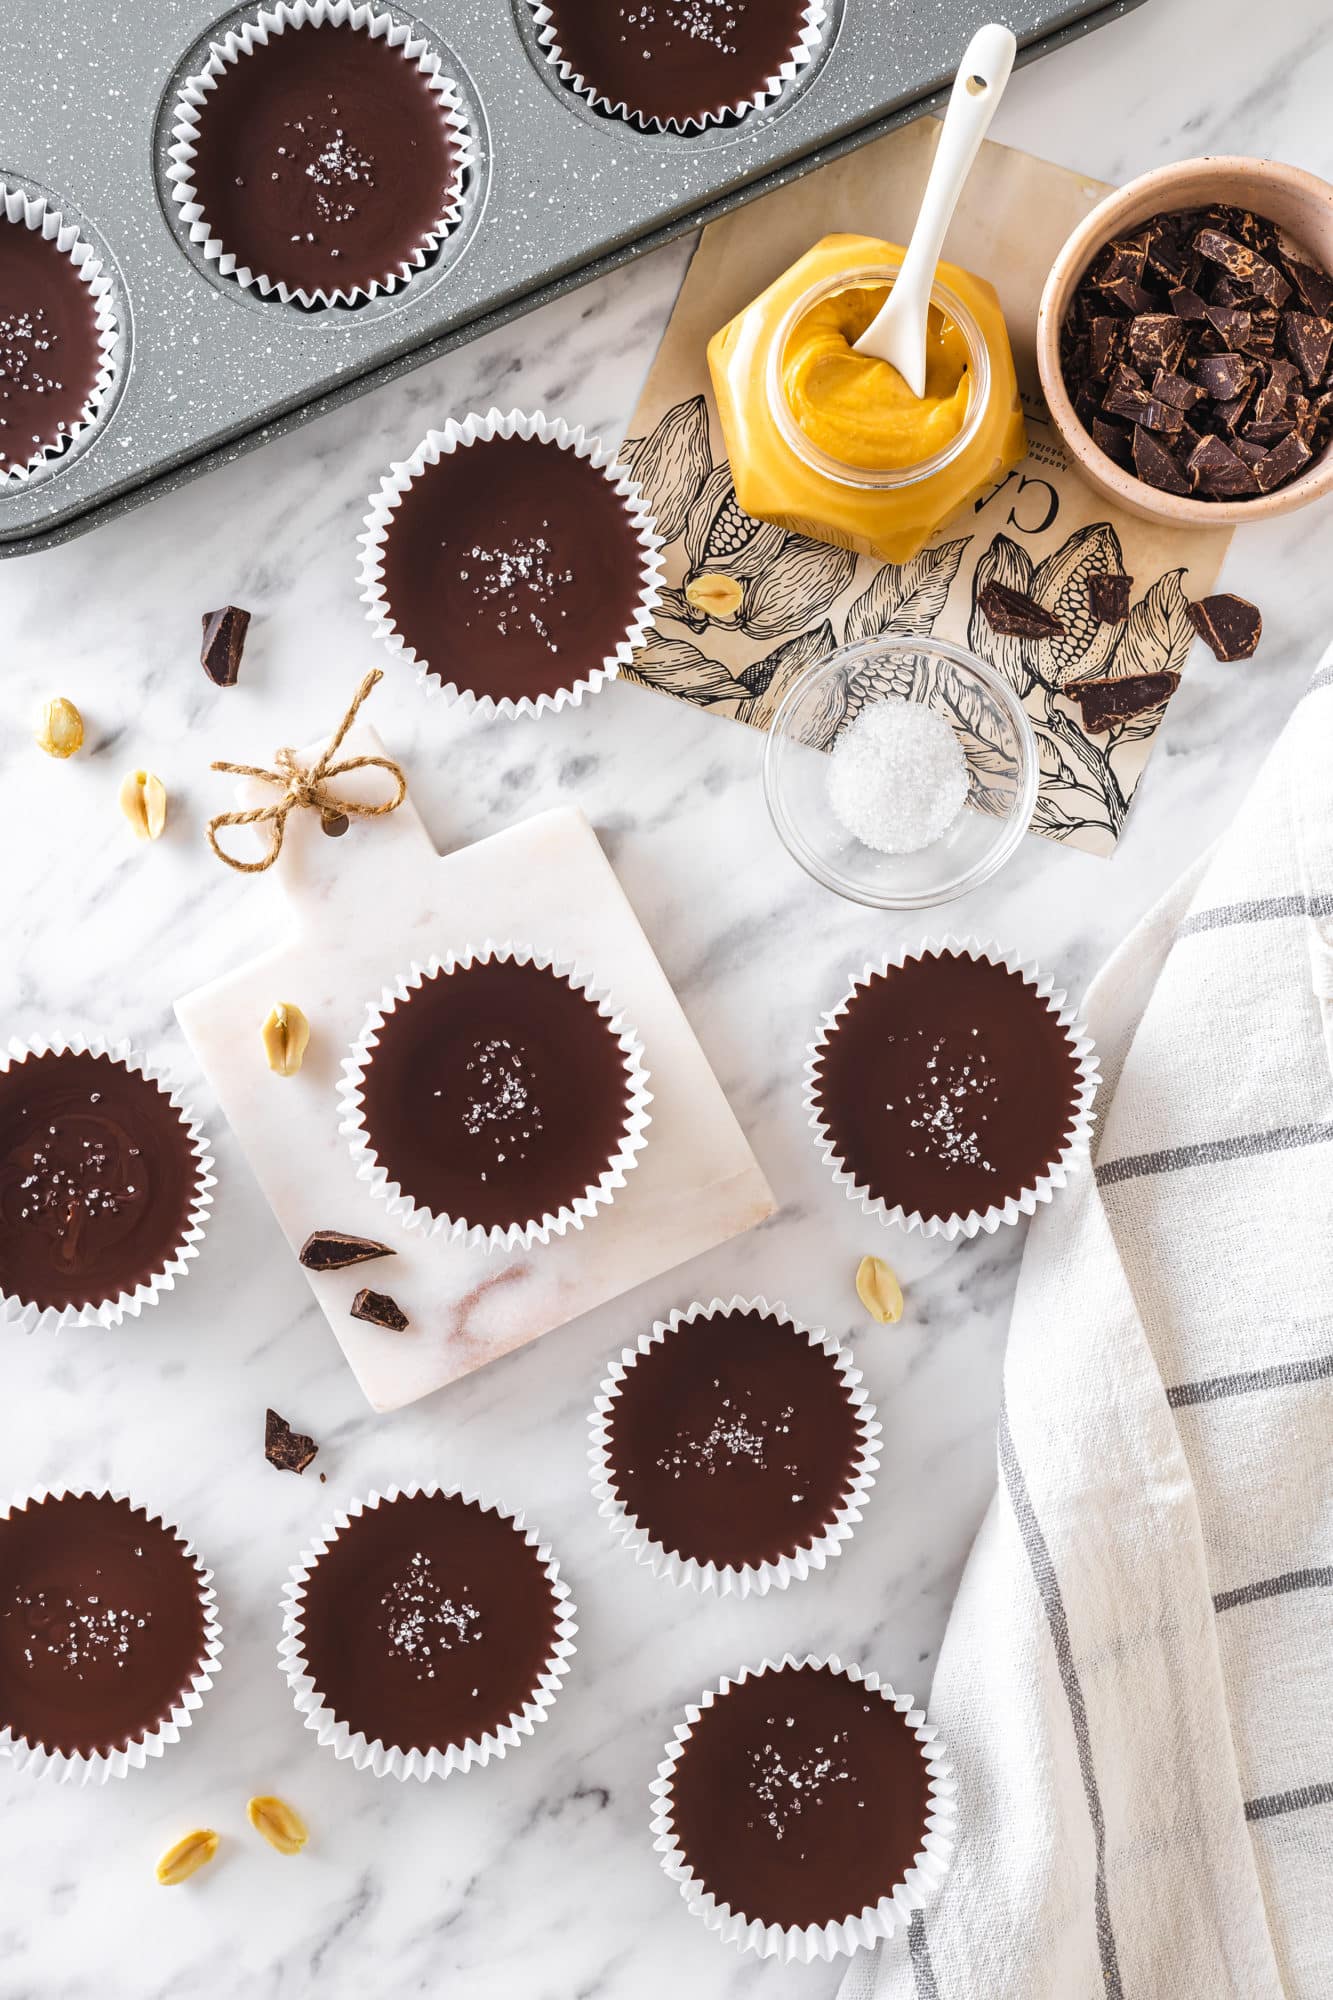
[853,22,1017,396]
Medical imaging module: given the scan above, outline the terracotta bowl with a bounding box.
[1036,156,1333,527]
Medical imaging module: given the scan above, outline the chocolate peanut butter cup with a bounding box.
[529,0,827,134]
[279,1483,577,1779]
[0,1036,215,1331]
[340,943,651,1251]
[167,1,472,308]
[0,1490,223,1784]
[807,941,1098,1240]
[651,1656,955,1962]
[0,185,119,483]
[590,1297,880,1595]
[359,409,663,718]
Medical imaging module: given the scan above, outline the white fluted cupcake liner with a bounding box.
[806,936,1099,1241]
[0,185,120,484]
[338,940,652,1252]
[166,0,474,310]
[0,1487,223,1786]
[651,1653,956,1964]
[357,407,665,719]
[0,1033,216,1333]
[278,1481,578,1781]
[527,1,828,135]
[589,1294,880,1597]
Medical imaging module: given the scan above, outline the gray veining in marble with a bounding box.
[2,0,1332,1992]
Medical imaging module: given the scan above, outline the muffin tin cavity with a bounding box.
[156,1,488,318]
[514,0,842,150]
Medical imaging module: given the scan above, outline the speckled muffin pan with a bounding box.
[0,0,1142,555]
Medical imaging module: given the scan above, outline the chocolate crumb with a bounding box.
[977,580,1065,640]
[350,1288,409,1332]
[1065,671,1181,732]
[1186,593,1263,661]
[320,812,350,839]
[1088,573,1133,623]
[298,1229,395,1272]
[201,606,251,688]
[265,1407,318,1475]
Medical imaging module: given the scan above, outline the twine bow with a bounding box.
[206,668,407,874]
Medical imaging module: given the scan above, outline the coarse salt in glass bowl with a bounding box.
[762,635,1037,910]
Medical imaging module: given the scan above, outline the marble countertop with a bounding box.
[3,2,1332,1993]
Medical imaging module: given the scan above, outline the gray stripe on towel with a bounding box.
[1308,662,1333,696]
[1214,1567,1333,1613]
[998,1409,1124,2000]
[908,1913,939,2000]
[1178,893,1333,937]
[1245,1781,1333,1822]
[1097,1122,1333,1188]
[1167,1354,1333,1408]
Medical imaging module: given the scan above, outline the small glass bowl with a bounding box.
[762,635,1036,910]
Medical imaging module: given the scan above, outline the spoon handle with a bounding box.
[897,23,1016,314]
[862,22,1016,393]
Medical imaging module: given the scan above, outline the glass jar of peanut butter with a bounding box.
[708,232,1026,564]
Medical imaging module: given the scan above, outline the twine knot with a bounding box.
[206,668,406,874]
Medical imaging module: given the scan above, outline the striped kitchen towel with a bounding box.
[842,648,1333,2000]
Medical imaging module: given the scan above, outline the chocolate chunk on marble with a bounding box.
[200,606,251,687]
[350,1288,409,1332]
[298,1229,394,1272]
[265,1408,319,1474]
[1186,593,1263,661]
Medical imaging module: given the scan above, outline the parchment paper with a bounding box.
[621,121,1235,854]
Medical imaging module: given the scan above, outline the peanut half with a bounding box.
[156,1828,219,1886]
[856,1255,904,1325]
[684,572,744,621]
[261,1003,310,1078]
[34,696,84,760]
[119,769,167,841]
[247,1794,308,1856]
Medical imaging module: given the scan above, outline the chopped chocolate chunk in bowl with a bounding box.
[1038,160,1333,525]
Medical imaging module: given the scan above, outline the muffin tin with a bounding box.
[0,0,1141,556]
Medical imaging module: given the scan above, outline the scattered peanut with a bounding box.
[856,1254,904,1325]
[684,572,744,620]
[247,1795,308,1856]
[261,1003,310,1077]
[34,696,84,760]
[119,768,167,841]
[155,1828,219,1886]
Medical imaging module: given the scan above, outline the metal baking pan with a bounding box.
[0,0,1144,556]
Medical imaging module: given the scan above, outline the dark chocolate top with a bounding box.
[358,957,635,1232]
[187,22,459,297]
[379,433,648,703]
[544,0,811,126]
[669,1663,932,1928]
[297,1490,562,1754]
[0,1493,208,1758]
[811,952,1082,1219]
[0,220,102,472]
[605,1308,862,1569]
[0,1050,203,1312]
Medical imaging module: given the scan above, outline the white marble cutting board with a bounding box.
[174,722,776,1411]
